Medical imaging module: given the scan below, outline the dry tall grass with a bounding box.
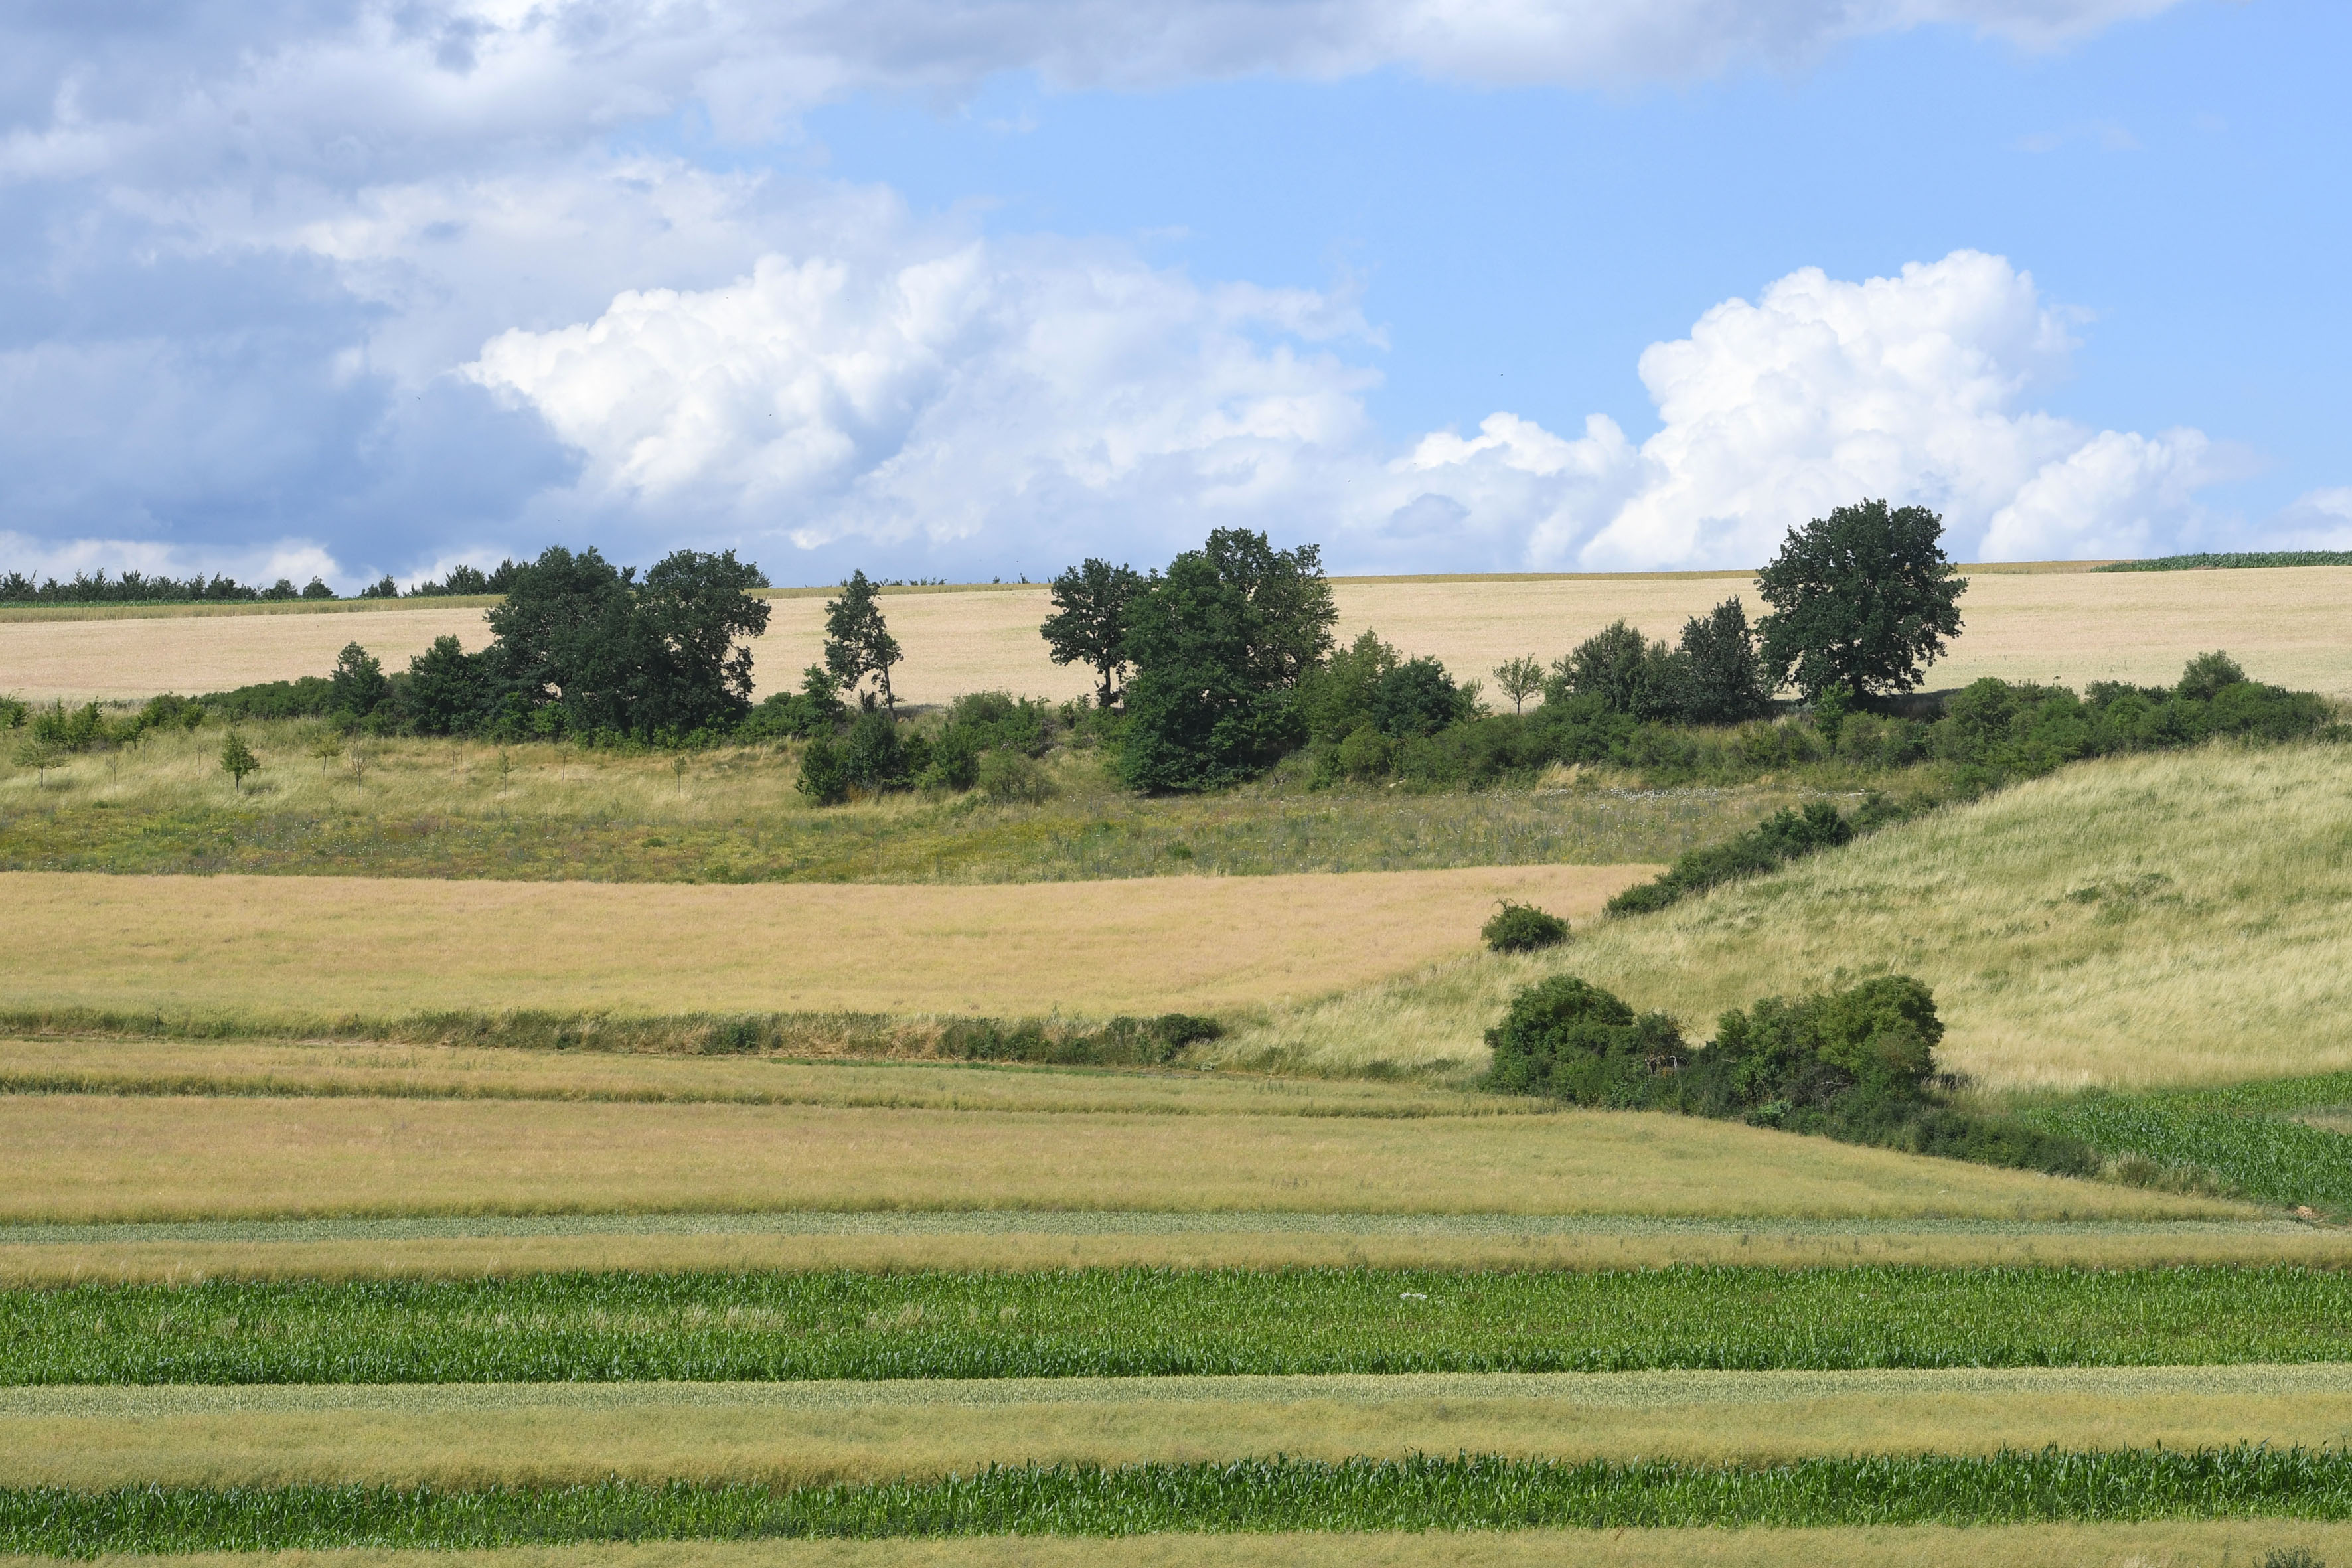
[8,1365,2352,1489]
[11,566,2352,702]
[1217,744,2352,1091]
[0,864,1650,1021]
[0,1093,2227,1224]
[90,1523,2352,1568]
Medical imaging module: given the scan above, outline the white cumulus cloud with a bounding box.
[1389,250,2234,566]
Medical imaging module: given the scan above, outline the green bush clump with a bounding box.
[1485,973,2096,1178]
[1481,901,1568,954]
[1607,799,1867,915]
[13,1447,2352,1552]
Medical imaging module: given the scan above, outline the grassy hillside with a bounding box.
[1219,742,2352,1091]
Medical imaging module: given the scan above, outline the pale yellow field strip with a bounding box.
[0,1040,1519,1116]
[11,1366,2352,1488]
[0,1093,2238,1225]
[11,567,2351,704]
[0,864,1651,1021]
[46,1522,2352,1568]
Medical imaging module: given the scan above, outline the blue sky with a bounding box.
[2,1,2345,587]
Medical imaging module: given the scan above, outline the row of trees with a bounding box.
[287,546,774,741]
[1,555,593,607]
[1035,499,1970,791]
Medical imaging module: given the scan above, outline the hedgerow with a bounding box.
[1483,974,2094,1178]
[17,1265,2352,1385]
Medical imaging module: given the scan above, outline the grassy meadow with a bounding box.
[0,716,1792,881]
[1221,742,2352,1090]
[11,562,2352,704]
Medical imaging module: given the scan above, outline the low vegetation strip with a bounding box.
[17,1448,2352,1551]
[17,1267,2352,1385]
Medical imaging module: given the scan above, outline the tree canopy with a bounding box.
[1040,558,1144,708]
[823,570,903,717]
[1117,529,1337,792]
[1757,500,1967,700]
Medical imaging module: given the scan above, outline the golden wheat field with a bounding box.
[0,1090,2230,1225]
[0,862,1650,1023]
[9,565,2352,704]
[10,1364,2352,1489]
[1221,742,2352,1090]
[76,1526,2352,1568]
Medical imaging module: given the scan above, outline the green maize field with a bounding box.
[17,1447,2352,1554]
[21,1266,2352,1385]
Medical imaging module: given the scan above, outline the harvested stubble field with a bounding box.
[1222,742,2352,1090]
[11,564,2352,704]
[0,1091,2215,1225]
[13,1366,2352,1488]
[0,862,1649,1023]
[0,721,1789,882]
[45,1525,2352,1568]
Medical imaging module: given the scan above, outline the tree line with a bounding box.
[0,556,633,607]
[1033,498,1970,793]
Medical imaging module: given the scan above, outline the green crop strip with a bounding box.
[16,1266,2352,1385]
[13,1449,2352,1553]
[2021,1072,2352,1215]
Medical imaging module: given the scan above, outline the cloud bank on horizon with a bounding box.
[5,0,2336,586]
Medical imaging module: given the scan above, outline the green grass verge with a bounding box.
[0,1007,1219,1069]
[13,1449,2352,1552]
[2019,1073,2352,1214]
[19,1267,2352,1385]
[0,773,1768,883]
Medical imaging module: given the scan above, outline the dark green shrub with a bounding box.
[1484,972,2096,1178]
[1551,620,1685,721]
[976,750,1056,805]
[795,734,850,806]
[2177,649,2248,702]
[1482,977,1686,1103]
[0,697,25,730]
[1370,656,1469,738]
[329,642,390,718]
[1482,902,1568,953]
[738,666,848,743]
[1608,801,1853,915]
[839,708,908,790]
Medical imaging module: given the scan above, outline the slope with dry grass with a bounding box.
[1215,743,2352,1091]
